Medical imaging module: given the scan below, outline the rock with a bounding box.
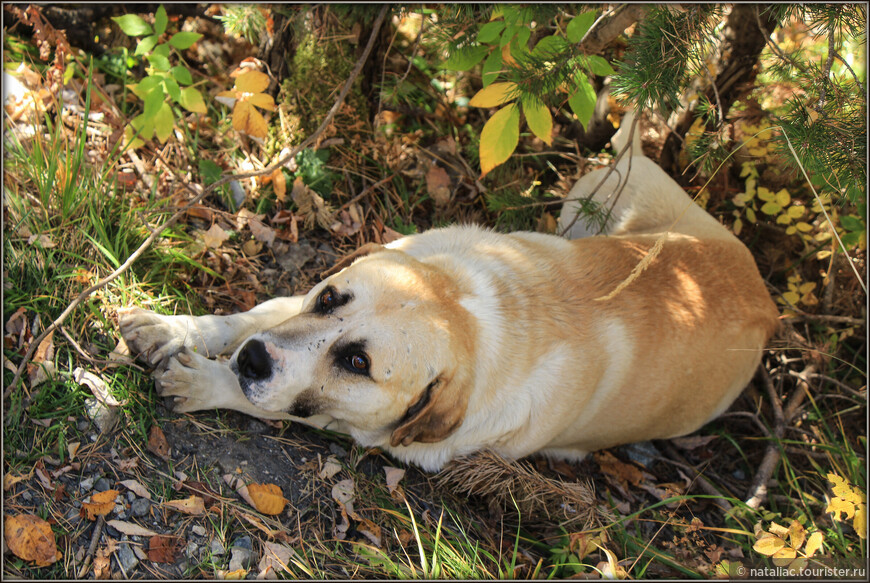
[84,398,119,434]
[209,538,226,556]
[65,508,81,526]
[104,524,121,539]
[126,491,136,503]
[329,443,348,458]
[21,491,32,501]
[130,498,151,517]
[191,525,206,537]
[79,477,95,492]
[246,419,268,434]
[116,542,139,573]
[233,535,252,551]
[95,477,112,492]
[228,547,252,571]
[622,441,660,468]
[77,419,90,431]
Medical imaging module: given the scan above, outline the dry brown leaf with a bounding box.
[258,540,294,577]
[272,168,287,202]
[119,479,151,500]
[318,456,343,480]
[247,483,288,516]
[4,469,33,491]
[291,177,333,230]
[670,434,719,451]
[93,548,111,579]
[249,217,276,247]
[148,534,184,563]
[81,489,118,521]
[384,466,406,498]
[106,519,158,537]
[381,226,403,244]
[202,223,230,249]
[163,495,205,515]
[73,367,125,407]
[67,441,81,461]
[595,451,647,488]
[181,480,220,506]
[425,165,452,206]
[147,426,170,460]
[4,513,62,566]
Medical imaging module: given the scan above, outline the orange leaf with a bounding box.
[148,534,184,563]
[247,483,288,515]
[247,92,277,111]
[80,489,119,521]
[233,101,269,138]
[163,495,205,515]
[4,513,62,566]
[147,426,170,460]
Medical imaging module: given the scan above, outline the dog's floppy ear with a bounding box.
[390,375,469,447]
[320,242,384,279]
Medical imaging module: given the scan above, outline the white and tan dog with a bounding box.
[119,120,778,472]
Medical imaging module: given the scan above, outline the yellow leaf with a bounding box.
[798,282,817,295]
[760,201,781,215]
[775,189,791,207]
[853,505,866,539]
[246,483,288,515]
[757,187,774,202]
[235,70,270,94]
[746,207,757,223]
[776,213,792,225]
[233,101,269,138]
[479,103,520,177]
[780,291,800,306]
[523,98,553,145]
[753,534,785,556]
[772,546,797,567]
[787,520,806,551]
[469,82,517,108]
[222,568,248,579]
[787,204,805,219]
[769,522,790,537]
[732,217,743,235]
[164,495,205,515]
[4,514,62,567]
[804,531,824,557]
[826,497,855,521]
[786,225,797,235]
[246,92,277,111]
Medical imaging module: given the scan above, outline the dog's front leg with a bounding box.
[119,296,305,365]
[156,347,334,429]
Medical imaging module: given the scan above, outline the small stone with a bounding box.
[209,538,226,556]
[80,477,95,491]
[116,542,139,573]
[104,524,121,539]
[95,477,112,492]
[21,491,32,501]
[77,419,90,431]
[329,443,348,458]
[246,419,268,434]
[232,535,252,551]
[133,546,148,561]
[85,397,119,434]
[186,541,199,559]
[228,547,252,571]
[130,498,151,517]
[126,492,136,503]
[66,508,82,525]
[191,525,206,537]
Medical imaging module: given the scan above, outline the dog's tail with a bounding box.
[611,110,643,157]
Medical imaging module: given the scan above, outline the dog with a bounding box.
[119,118,778,472]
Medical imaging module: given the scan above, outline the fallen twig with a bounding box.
[745,364,816,509]
[4,5,390,404]
[76,515,105,578]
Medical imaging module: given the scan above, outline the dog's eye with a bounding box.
[346,353,369,373]
[317,287,338,312]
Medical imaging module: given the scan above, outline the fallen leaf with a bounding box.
[384,466,405,497]
[93,548,111,579]
[332,478,355,507]
[249,216,276,247]
[291,177,333,230]
[4,468,34,491]
[220,567,249,579]
[258,541,294,577]
[272,168,286,202]
[670,434,718,451]
[224,473,257,508]
[318,456,343,480]
[81,489,118,521]
[163,495,205,515]
[106,519,158,537]
[216,70,276,139]
[27,233,56,248]
[148,534,184,563]
[181,480,220,506]
[73,367,125,407]
[247,483,288,515]
[4,513,62,566]
[147,426,170,460]
[425,165,452,206]
[202,223,230,249]
[119,479,151,500]
[595,451,648,488]
[67,442,81,462]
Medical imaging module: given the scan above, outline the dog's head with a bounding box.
[229,246,476,448]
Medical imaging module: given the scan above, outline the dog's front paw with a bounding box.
[118,307,199,366]
[153,347,219,414]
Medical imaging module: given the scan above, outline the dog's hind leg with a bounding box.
[118,296,305,365]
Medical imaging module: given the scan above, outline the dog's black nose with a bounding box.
[237,339,272,380]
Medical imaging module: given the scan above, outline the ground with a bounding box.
[3,4,866,580]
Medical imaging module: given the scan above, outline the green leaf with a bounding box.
[163,76,181,103]
[760,201,781,215]
[154,102,175,143]
[514,27,531,52]
[443,45,489,71]
[179,87,207,114]
[134,34,160,56]
[524,98,553,145]
[469,82,517,108]
[568,77,596,130]
[567,11,597,44]
[153,5,168,37]
[147,51,171,72]
[477,20,506,44]
[170,65,193,85]
[839,215,864,232]
[130,75,162,99]
[112,14,153,37]
[482,49,503,87]
[479,103,520,177]
[168,31,203,50]
[500,24,519,48]
[199,159,223,184]
[531,35,568,58]
[587,55,615,76]
[143,86,165,119]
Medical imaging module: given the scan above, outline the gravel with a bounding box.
[130,498,151,517]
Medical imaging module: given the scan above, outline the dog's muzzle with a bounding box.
[236,338,272,384]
